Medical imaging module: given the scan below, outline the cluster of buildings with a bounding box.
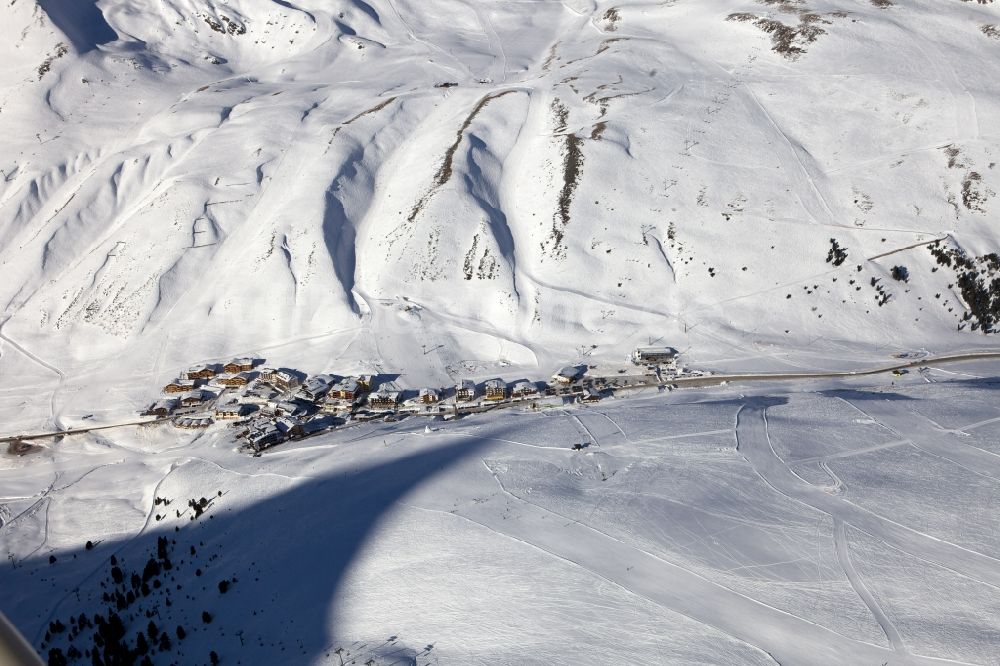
[361,376,545,415]
[146,358,374,451]
[143,346,685,454]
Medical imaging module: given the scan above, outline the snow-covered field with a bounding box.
[5,0,1000,663]
[4,364,1000,665]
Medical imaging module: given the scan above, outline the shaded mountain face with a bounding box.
[2,0,1000,384]
[36,0,118,52]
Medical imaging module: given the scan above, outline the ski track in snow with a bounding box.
[833,518,907,653]
[408,461,943,665]
[5,370,1000,663]
[843,400,1000,483]
[0,318,66,431]
[738,402,1000,592]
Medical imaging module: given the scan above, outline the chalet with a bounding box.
[214,401,246,419]
[419,388,440,404]
[484,379,507,401]
[273,370,300,392]
[185,365,216,381]
[180,391,209,407]
[257,367,277,383]
[224,358,254,373]
[631,346,678,365]
[290,416,338,439]
[247,425,284,451]
[163,380,196,394]
[552,366,584,384]
[274,417,298,435]
[148,398,179,417]
[511,381,538,399]
[301,374,337,401]
[357,375,375,390]
[368,391,400,411]
[216,372,253,388]
[239,385,275,405]
[274,400,307,417]
[330,378,361,401]
[173,416,212,429]
[320,398,343,414]
[239,417,270,435]
[456,380,476,402]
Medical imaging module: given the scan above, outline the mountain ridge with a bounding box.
[2,0,1000,400]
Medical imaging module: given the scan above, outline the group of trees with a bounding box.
[929,242,1000,332]
[41,520,236,665]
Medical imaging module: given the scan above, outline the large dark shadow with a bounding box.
[464,135,519,276]
[1,432,490,664]
[817,388,914,402]
[322,162,362,316]
[933,375,1000,391]
[743,396,788,409]
[37,0,117,53]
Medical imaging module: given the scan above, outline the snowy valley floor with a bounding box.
[3,362,1000,665]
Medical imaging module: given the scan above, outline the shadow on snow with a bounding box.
[1,434,490,664]
[37,0,117,53]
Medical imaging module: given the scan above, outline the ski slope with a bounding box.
[4,365,1000,664]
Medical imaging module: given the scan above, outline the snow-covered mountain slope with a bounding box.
[3,0,1000,404]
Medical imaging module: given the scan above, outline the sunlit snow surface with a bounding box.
[4,366,1000,665]
[5,0,1000,662]
[3,0,1000,389]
